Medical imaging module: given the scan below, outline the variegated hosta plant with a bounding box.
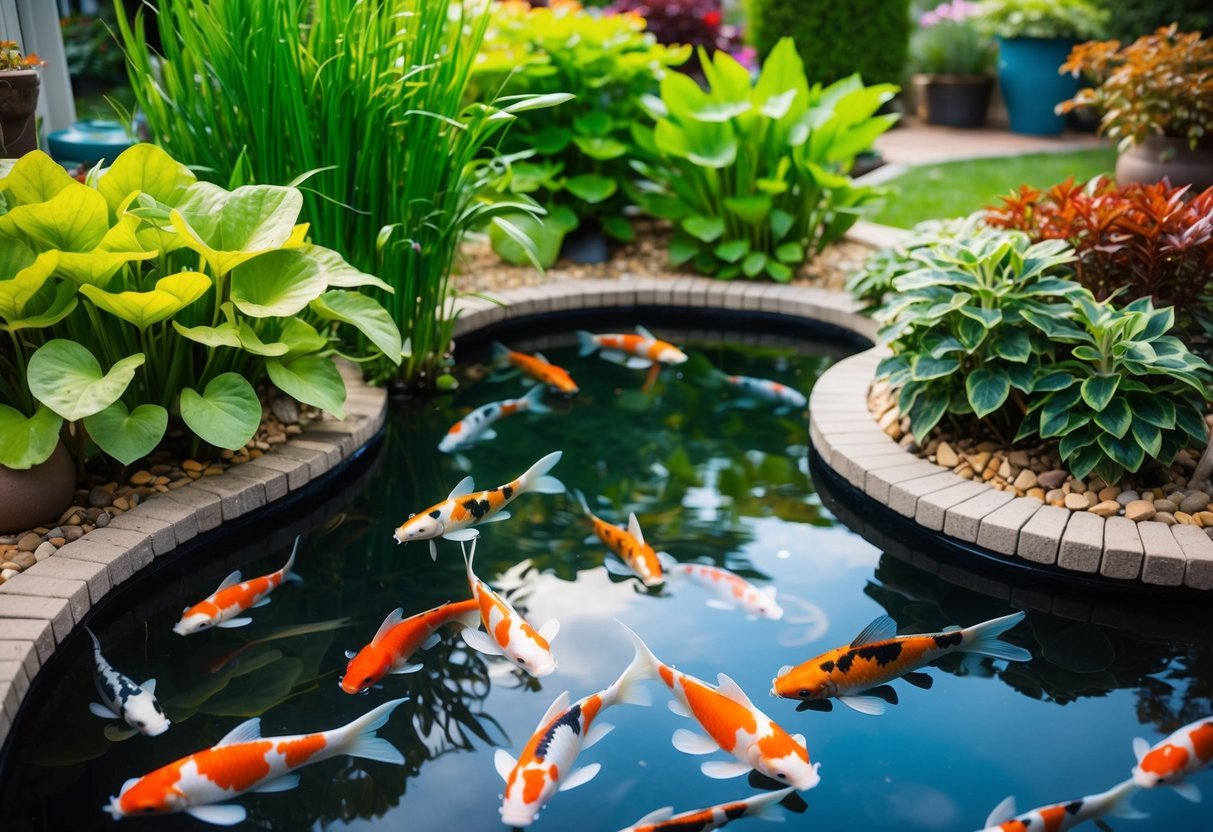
[1019,294,1213,484]
[0,144,401,470]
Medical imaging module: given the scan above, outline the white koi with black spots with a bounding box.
[438,386,550,453]
[722,375,807,409]
[977,779,1145,831]
[86,627,170,737]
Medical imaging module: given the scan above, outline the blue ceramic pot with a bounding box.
[47,119,136,166]
[996,37,1080,136]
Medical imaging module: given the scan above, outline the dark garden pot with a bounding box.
[0,69,40,157]
[912,74,993,129]
[1116,136,1213,191]
[996,37,1080,136]
[560,223,611,265]
[0,443,75,534]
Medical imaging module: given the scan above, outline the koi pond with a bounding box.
[3,320,1212,831]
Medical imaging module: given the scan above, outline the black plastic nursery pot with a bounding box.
[911,74,993,129]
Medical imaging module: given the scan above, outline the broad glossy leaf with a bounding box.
[172,321,242,349]
[1059,427,1097,459]
[0,250,58,321]
[1128,393,1175,429]
[1175,403,1210,444]
[310,290,403,365]
[990,328,1031,362]
[490,211,564,269]
[1097,430,1146,473]
[0,150,75,204]
[601,215,635,243]
[714,239,749,263]
[682,216,725,244]
[723,195,772,225]
[1131,417,1163,459]
[532,125,572,154]
[98,143,195,213]
[911,355,960,381]
[27,340,144,421]
[6,181,110,252]
[83,401,168,465]
[741,252,767,278]
[179,373,261,450]
[3,280,77,332]
[298,244,392,292]
[910,392,948,443]
[564,174,618,205]
[669,234,699,266]
[572,112,611,137]
[1080,375,1119,410]
[1092,396,1131,438]
[775,242,804,264]
[81,271,210,329]
[571,136,628,161]
[231,249,326,318]
[0,404,62,469]
[280,318,328,358]
[767,261,792,282]
[172,184,303,275]
[966,369,1011,418]
[266,356,345,418]
[1033,371,1076,393]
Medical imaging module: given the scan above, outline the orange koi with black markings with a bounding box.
[573,489,664,586]
[977,779,1144,832]
[174,538,303,635]
[618,787,795,832]
[339,599,481,694]
[492,342,579,394]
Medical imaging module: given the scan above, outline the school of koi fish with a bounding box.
[83,327,1212,830]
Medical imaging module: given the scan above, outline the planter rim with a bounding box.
[995,34,1080,44]
[911,73,994,85]
[0,69,40,84]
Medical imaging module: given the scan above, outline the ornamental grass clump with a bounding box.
[0,145,400,471]
[633,38,898,281]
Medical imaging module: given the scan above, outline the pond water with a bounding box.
[3,323,1212,832]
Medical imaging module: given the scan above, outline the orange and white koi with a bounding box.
[577,326,688,369]
[771,611,1030,715]
[618,788,795,832]
[104,697,408,825]
[492,342,579,394]
[1132,715,1213,801]
[438,386,550,453]
[173,538,303,635]
[339,599,481,695]
[392,450,564,559]
[620,622,820,790]
[977,779,1145,832]
[495,640,654,826]
[721,375,807,409]
[460,537,558,677]
[574,489,665,587]
[659,554,782,620]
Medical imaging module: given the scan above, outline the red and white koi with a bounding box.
[495,641,654,826]
[620,622,820,791]
[339,599,481,695]
[577,326,688,369]
[492,342,579,394]
[104,697,408,825]
[173,538,303,635]
[86,627,170,738]
[392,450,564,559]
[1132,715,1213,801]
[438,386,550,453]
[771,612,1030,715]
[460,537,559,677]
[618,788,795,832]
[721,374,807,409]
[659,554,782,620]
[977,779,1145,832]
[574,489,665,587]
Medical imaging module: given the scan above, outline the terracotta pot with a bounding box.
[0,69,40,158]
[912,74,993,129]
[1116,136,1213,191]
[0,443,75,534]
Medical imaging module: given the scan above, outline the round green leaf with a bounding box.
[966,369,1011,419]
[682,216,725,244]
[231,249,326,318]
[80,271,211,329]
[266,356,346,418]
[0,404,62,469]
[97,143,196,213]
[27,340,145,421]
[83,401,168,465]
[564,174,618,206]
[310,290,403,366]
[179,373,261,450]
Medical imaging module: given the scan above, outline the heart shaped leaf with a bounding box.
[0,249,59,322]
[266,356,346,418]
[280,318,329,358]
[6,181,111,252]
[98,143,196,213]
[0,150,76,205]
[172,184,303,276]
[179,373,261,450]
[81,271,211,329]
[298,244,392,292]
[231,249,326,318]
[83,401,168,465]
[310,291,403,365]
[27,340,145,421]
[3,280,78,332]
[0,404,62,469]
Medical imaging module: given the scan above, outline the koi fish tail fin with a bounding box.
[656,552,680,575]
[1103,779,1149,820]
[85,625,102,654]
[521,384,551,414]
[455,606,482,631]
[461,536,479,584]
[340,696,409,765]
[281,536,304,584]
[576,330,599,357]
[748,787,797,820]
[960,611,1031,662]
[570,488,593,519]
[522,450,565,495]
[615,620,663,684]
[491,341,511,367]
[607,634,658,709]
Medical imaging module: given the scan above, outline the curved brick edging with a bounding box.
[0,361,387,745]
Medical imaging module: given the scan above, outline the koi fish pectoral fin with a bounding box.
[862,685,899,705]
[390,663,424,675]
[603,558,634,578]
[421,633,441,650]
[632,807,676,827]
[796,699,833,713]
[214,570,243,593]
[624,357,653,369]
[1171,781,1202,803]
[216,617,253,629]
[984,795,1017,828]
[89,702,119,720]
[494,749,517,781]
[558,763,601,792]
[429,540,438,561]
[103,724,138,742]
[838,695,887,716]
[851,615,898,647]
[583,721,615,749]
[1132,737,1150,763]
[672,728,719,756]
[253,774,300,794]
[901,672,933,690]
[444,528,481,542]
[539,619,560,643]
[217,717,263,747]
[447,475,476,500]
[251,597,272,609]
[461,629,505,656]
[184,804,248,826]
[1094,822,1113,832]
[479,511,511,525]
[701,760,753,779]
[705,599,737,611]
[141,679,156,694]
[668,699,692,718]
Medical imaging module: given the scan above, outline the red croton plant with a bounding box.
[986,177,1213,315]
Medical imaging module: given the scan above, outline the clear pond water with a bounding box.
[3,323,1212,831]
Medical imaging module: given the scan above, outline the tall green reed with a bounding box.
[118,0,552,386]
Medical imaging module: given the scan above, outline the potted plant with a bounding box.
[977,0,1106,135]
[0,40,45,157]
[1058,26,1213,190]
[910,0,997,128]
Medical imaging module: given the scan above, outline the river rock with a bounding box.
[271,395,300,426]
[1125,501,1156,522]
[1089,500,1120,518]
[1180,491,1211,515]
[88,485,112,508]
[1117,490,1139,506]
[11,551,35,569]
[1064,493,1090,510]
[1038,470,1069,490]
[1154,511,1177,526]
[1154,499,1179,513]
[1097,486,1121,502]
[34,541,56,561]
[16,532,40,552]
[95,512,111,528]
[1013,469,1037,490]
[130,470,153,486]
[936,442,959,468]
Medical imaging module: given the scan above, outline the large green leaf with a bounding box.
[231,249,326,318]
[1080,375,1119,410]
[0,404,62,470]
[966,369,1011,418]
[172,184,303,275]
[280,318,328,359]
[1128,393,1175,429]
[179,373,261,450]
[298,245,392,292]
[97,143,196,213]
[266,356,345,418]
[310,290,403,365]
[682,216,725,244]
[171,320,288,356]
[1097,430,1146,473]
[0,250,59,322]
[81,271,210,329]
[1092,396,1131,438]
[564,174,618,205]
[83,401,168,465]
[6,181,111,252]
[27,340,144,422]
[723,195,772,225]
[2,280,77,332]
[571,136,629,161]
[0,150,76,205]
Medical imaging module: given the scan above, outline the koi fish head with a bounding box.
[500,769,552,827]
[1133,744,1188,788]
[506,625,557,678]
[770,662,829,701]
[547,372,579,396]
[124,692,171,737]
[394,512,442,544]
[741,587,783,621]
[107,774,185,820]
[752,732,820,791]
[341,646,391,695]
[657,344,688,365]
[173,604,218,636]
[437,432,462,453]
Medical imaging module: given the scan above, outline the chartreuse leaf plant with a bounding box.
[0,144,401,470]
[632,38,899,281]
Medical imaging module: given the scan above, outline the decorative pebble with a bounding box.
[1197,511,1213,527]
[1026,487,1046,500]
[16,532,40,552]
[967,452,991,474]
[1038,470,1069,490]
[1009,450,1030,467]
[95,513,111,528]
[1179,491,1211,515]
[1064,493,1090,510]
[183,459,204,473]
[33,541,56,561]
[11,551,35,569]
[88,485,112,508]
[1117,490,1139,506]
[1154,511,1178,526]
[1012,469,1037,490]
[1089,500,1120,518]
[1154,499,1179,513]
[1097,486,1121,502]
[0,568,17,581]
[935,442,959,467]
[1175,511,1197,526]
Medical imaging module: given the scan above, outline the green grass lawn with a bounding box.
[871,148,1117,229]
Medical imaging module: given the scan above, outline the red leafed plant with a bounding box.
[987,177,1213,311]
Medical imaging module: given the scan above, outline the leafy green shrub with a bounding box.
[0,146,399,470]
[632,39,898,281]
[118,0,565,387]
[1019,295,1212,483]
[976,0,1107,40]
[750,0,911,87]
[1090,0,1211,44]
[472,0,688,264]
